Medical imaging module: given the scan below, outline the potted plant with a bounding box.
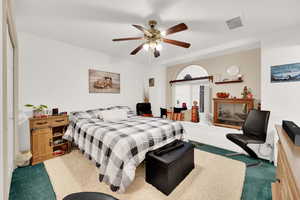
[24,104,48,118]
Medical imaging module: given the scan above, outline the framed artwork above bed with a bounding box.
[89,69,120,93]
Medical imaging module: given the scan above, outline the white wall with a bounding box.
[18,32,147,151]
[261,28,300,127]
[261,28,300,163]
[261,28,300,164]
[147,64,167,116]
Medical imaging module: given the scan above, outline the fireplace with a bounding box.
[213,98,254,129]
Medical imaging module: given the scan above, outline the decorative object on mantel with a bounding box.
[169,76,213,85]
[241,86,253,99]
[89,69,120,93]
[184,74,192,80]
[191,101,199,123]
[213,98,254,129]
[25,104,48,118]
[216,92,230,98]
[237,74,243,80]
[271,62,300,83]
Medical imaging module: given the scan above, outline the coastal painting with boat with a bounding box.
[271,63,300,83]
[89,69,120,93]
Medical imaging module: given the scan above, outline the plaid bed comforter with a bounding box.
[63,113,184,193]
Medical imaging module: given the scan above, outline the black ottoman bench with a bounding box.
[145,140,194,195]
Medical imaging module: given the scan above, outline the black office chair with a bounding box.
[160,108,167,118]
[226,109,270,167]
[136,103,152,116]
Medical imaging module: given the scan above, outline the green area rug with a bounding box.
[9,142,276,200]
[9,163,56,200]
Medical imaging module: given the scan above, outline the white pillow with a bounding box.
[100,109,128,122]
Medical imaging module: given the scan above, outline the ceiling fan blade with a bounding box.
[165,23,188,35]
[112,37,143,42]
[154,48,160,58]
[162,38,191,48]
[132,24,152,36]
[130,43,145,55]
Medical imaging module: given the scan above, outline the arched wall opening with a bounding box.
[171,65,212,123]
[176,65,209,80]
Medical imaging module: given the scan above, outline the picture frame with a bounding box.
[271,63,300,83]
[89,69,120,93]
[149,78,155,87]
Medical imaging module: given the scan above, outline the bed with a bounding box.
[63,106,185,193]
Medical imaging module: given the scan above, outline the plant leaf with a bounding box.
[40,105,48,108]
[24,104,34,107]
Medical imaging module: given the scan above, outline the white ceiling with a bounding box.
[14,0,300,64]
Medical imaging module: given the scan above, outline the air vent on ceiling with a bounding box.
[226,17,243,30]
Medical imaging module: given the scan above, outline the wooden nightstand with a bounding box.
[29,115,70,165]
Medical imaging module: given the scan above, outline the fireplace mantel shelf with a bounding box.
[213,98,254,101]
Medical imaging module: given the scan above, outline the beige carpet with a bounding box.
[44,149,246,200]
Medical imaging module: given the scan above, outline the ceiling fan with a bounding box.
[112,20,191,58]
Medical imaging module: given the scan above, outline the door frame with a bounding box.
[7,0,19,156]
[2,0,19,199]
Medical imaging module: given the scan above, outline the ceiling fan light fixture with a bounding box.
[156,43,163,51]
[160,31,166,36]
[143,43,149,51]
[112,21,190,58]
[149,42,157,50]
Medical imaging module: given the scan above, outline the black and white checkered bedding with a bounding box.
[71,106,136,120]
[63,108,185,193]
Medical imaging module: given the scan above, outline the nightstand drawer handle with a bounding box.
[36,122,48,125]
[55,119,65,122]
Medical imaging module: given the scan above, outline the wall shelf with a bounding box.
[169,76,213,85]
[215,79,243,84]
